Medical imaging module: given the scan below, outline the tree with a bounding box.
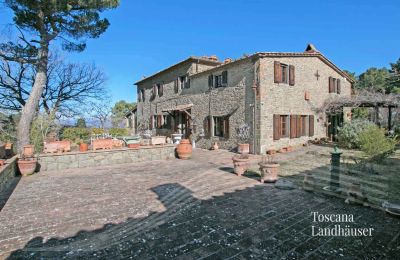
[111,100,136,127]
[87,100,112,129]
[356,68,390,92]
[75,118,86,128]
[1,0,119,151]
[0,56,107,116]
[387,58,400,94]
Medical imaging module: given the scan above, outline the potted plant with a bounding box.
[236,123,251,154]
[23,144,35,158]
[17,145,37,176]
[78,139,89,152]
[232,154,250,176]
[259,154,280,183]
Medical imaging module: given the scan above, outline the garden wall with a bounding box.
[0,156,18,193]
[38,145,176,172]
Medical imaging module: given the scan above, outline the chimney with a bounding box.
[223,58,233,64]
[209,55,218,61]
[304,43,319,53]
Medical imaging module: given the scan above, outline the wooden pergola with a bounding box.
[319,90,400,131]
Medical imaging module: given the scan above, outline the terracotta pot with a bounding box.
[267,149,276,155]
[232,156,249,176]
[23,145,35,158]
[127,143,140,149]
[0,159,5,166]
[238,143,249,154]
[212,142,219,150]
[303,173,315,191]
[79,143,89,152]
[5,143,13,157]
[259,163,280,183]
[17,159,37,176]
[286,146,294,152]
[278,147,287,153]
[176,139,192,159]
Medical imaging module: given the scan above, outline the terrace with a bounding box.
[0,147,399,259]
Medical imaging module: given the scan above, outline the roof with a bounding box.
[134,57,222,85]
[190,50,355,83]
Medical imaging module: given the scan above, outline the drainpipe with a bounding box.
[251,84,257,154]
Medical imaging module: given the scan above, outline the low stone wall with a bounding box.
[0,156,18,193]
[38,145,176,172]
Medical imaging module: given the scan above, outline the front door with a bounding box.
[327,113,343,141]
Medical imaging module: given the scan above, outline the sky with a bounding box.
[1,0,399,104]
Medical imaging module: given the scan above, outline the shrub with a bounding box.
[109,128,128,137]
[337,119,375,149]
[91,128,105,135]
[62,127,90,142]
[358,125,396,161]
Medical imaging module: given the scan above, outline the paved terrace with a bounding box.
[0,149,399,259]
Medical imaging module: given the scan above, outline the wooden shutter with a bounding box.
[208,75,214,88]
[273,114,281,140]
[337,79,341,94]
[289,65,295,86]
[309,115,314,136]
[224,117,230,138]
[142,89,145,101]
[329,77,334,93]
[138,89,142,102]
[222,71,228,85]
[174,79,178,93]
[296,115,301,138]
[204,116,211,138]
[157,115,162,128]
[290,115,297,139]
[159,84,163,96]
[149,115,153,130]
[274,61,281,83]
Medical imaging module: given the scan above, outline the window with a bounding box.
[179,76,187,89]
[141,89,145,101]
[329,77,341,94]
[274,61,295,85]
[280,115,289,137]
[215,75,223,88]
[157,83,163,97]
[281,64,288,83]
[138,89,142,102]
[274,114,314,140]
[213,116,229,138]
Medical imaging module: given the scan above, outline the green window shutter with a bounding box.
[208,75,214,88]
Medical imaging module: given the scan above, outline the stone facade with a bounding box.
[0,156,18,193]
[135,48,353,154]
[38,145,175,172]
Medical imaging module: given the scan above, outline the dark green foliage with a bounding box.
[62,127,90,142]
[111,100,136,127]
[387,58,400,94]
[109,128,128,137]
[358,126,396,162]
[75,118,87,128]
[337,119,375,149]
[351,107,369,119]
[5,0,120,52]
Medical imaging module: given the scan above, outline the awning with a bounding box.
[162,103,193,112]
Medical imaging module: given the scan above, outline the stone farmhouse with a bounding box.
[134,44,355,154]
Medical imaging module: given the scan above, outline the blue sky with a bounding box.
[1,0,399,104]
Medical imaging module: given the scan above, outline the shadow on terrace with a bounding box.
[8,182,400,259]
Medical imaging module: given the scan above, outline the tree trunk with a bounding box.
[16,45,49,153]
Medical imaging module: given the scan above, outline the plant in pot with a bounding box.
[77,139,89,152]
[259,154,280,183]
[236,123,251,154]
[18,146,38,177]
[232,154,250,176]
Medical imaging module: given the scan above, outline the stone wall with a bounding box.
[257,56,353,153]
[38,145,176,172]
[0,156,18,193]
